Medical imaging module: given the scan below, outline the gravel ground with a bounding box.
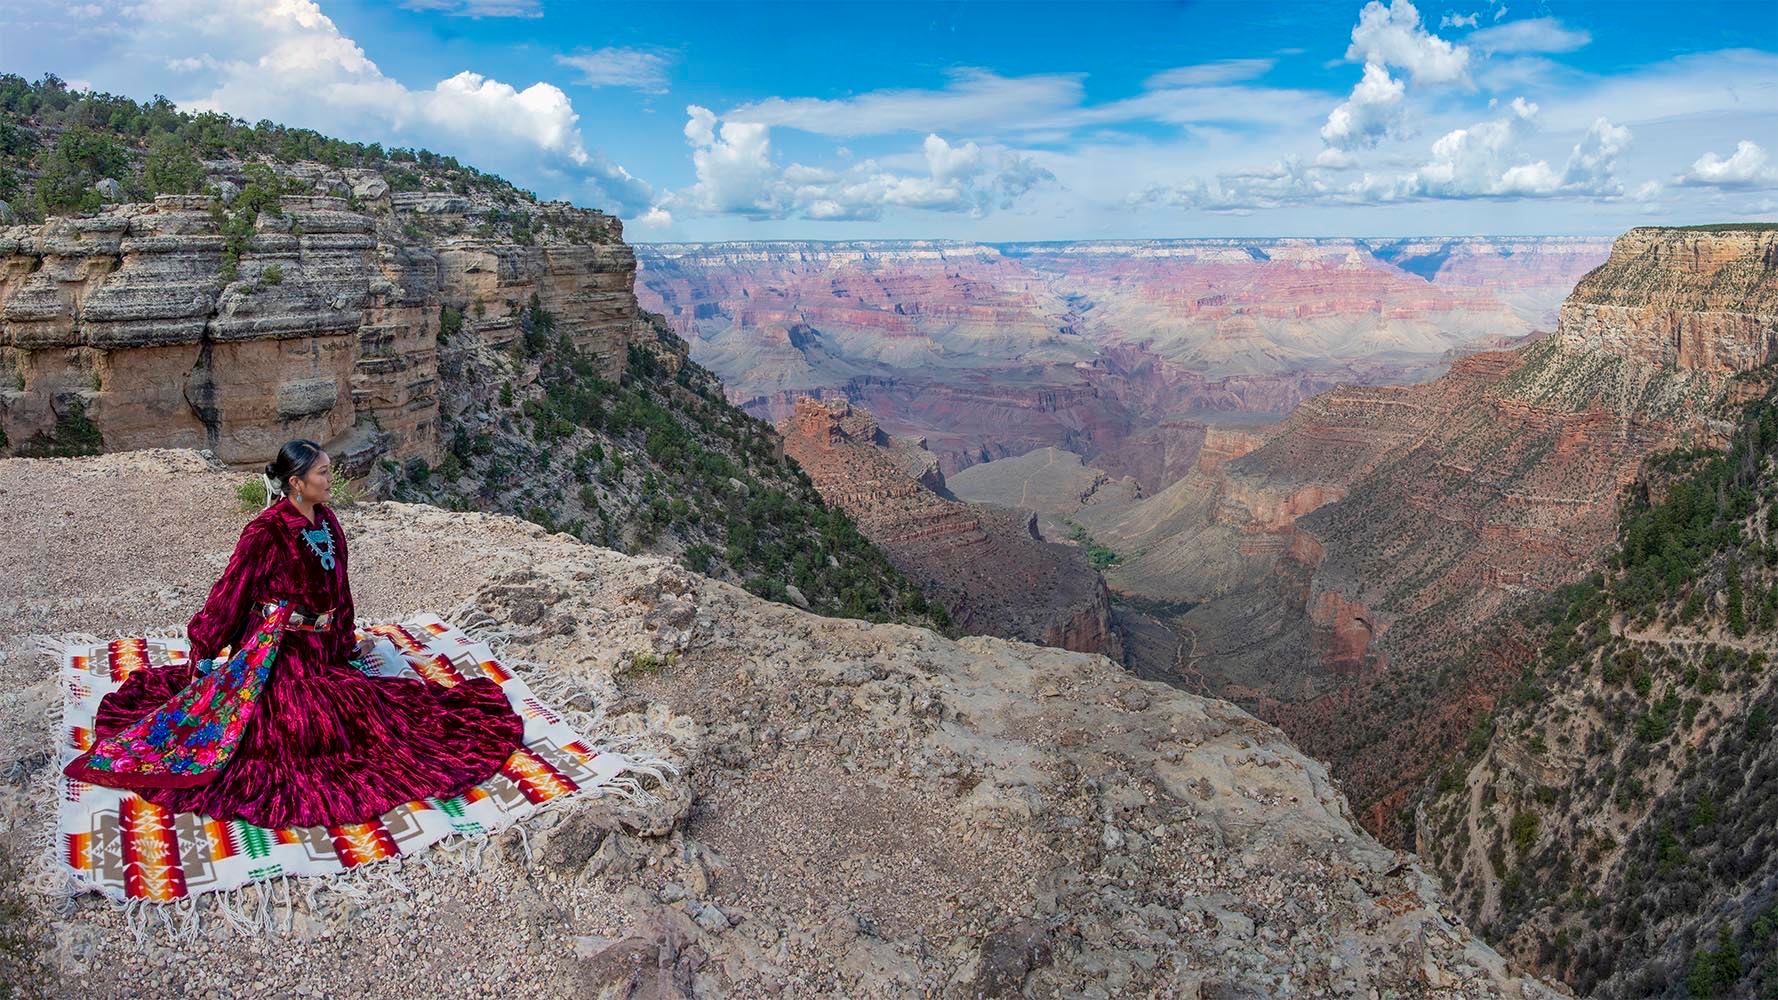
[0,449,1566,999]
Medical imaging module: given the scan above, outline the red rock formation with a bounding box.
[779,397,1122,659]
[1075,226,1761,843]
[635,238,1612,492]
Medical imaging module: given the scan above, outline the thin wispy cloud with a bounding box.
[1468,17,1592,54]
[555,47,674,93]
[1145,59,1276,88]
[725,69,1086,138]
[400,0,541,18]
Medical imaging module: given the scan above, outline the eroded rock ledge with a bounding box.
[0,448,1561,998]
[0,169,652,475]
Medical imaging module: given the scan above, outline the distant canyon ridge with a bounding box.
[635,237,1613,491]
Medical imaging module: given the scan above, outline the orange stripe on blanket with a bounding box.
[477,659,512,684]
[500,747,579,804]
[64,831,93,871]
[414,654,465,688]
[68,725,93,751]
[366,623,430,654]
[108,639,150,682]
[204,818,240,861]
[120,796,187,901]
[327,822,399,867]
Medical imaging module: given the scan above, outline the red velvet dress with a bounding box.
[62,496,525,829]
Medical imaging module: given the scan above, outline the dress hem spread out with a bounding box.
[61,496,525,831]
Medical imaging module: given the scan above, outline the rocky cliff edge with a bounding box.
[0,449,1560,998]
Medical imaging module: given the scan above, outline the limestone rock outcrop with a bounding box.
[0,164,652,476]
[1556,225,1778,374]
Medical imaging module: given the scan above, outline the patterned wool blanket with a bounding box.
[40,606,669,932]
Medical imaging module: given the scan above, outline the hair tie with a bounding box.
[263,472,282,510]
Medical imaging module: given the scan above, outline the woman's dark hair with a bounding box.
[264,439,325,497]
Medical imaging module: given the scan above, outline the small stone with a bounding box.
[691,900,731,932]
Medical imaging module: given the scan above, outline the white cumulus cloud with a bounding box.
[121,0,654,215]
[1321,0,1470,157]
[669,107,1053,221]
[1678,141,1778,189]
[1321,63,1408,151]
[1346,0,1471,84]
[1401,99,1631,197]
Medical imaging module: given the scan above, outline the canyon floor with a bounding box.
[0,448,1565,999]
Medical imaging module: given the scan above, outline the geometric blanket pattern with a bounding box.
[55,612,649,904]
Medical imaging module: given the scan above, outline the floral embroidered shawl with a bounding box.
[62,601,294,790]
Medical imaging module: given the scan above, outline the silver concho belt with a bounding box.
[261,601,334,630]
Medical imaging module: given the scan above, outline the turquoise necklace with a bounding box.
[299,517,337,571]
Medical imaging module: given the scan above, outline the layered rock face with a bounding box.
[1072,226,1756,844]
[779,398,1122,659]
[1556,225,1778,374]
[1402,229,1778,997]
[0,448,1560,997]
[0,166,650,475]
[636,238,1610,483]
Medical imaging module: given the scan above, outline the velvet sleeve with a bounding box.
[330,507,357,662]
[186,518,271,665]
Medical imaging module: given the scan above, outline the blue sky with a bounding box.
[2,0,1774,239]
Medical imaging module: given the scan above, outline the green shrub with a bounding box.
[1510,810,1540,854]
[143,129,203,194]
[1684,925,1743,998]
[438,304,463,344]
[235,475,269,513]
[33,124,128,216]
[15,396,103,457]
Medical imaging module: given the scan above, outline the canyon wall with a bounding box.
[1556,225,1778,374]
[636,237,1610,484]
[0,163,652,477]
[1073,225,1766,844]
[779,397,1122,659]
